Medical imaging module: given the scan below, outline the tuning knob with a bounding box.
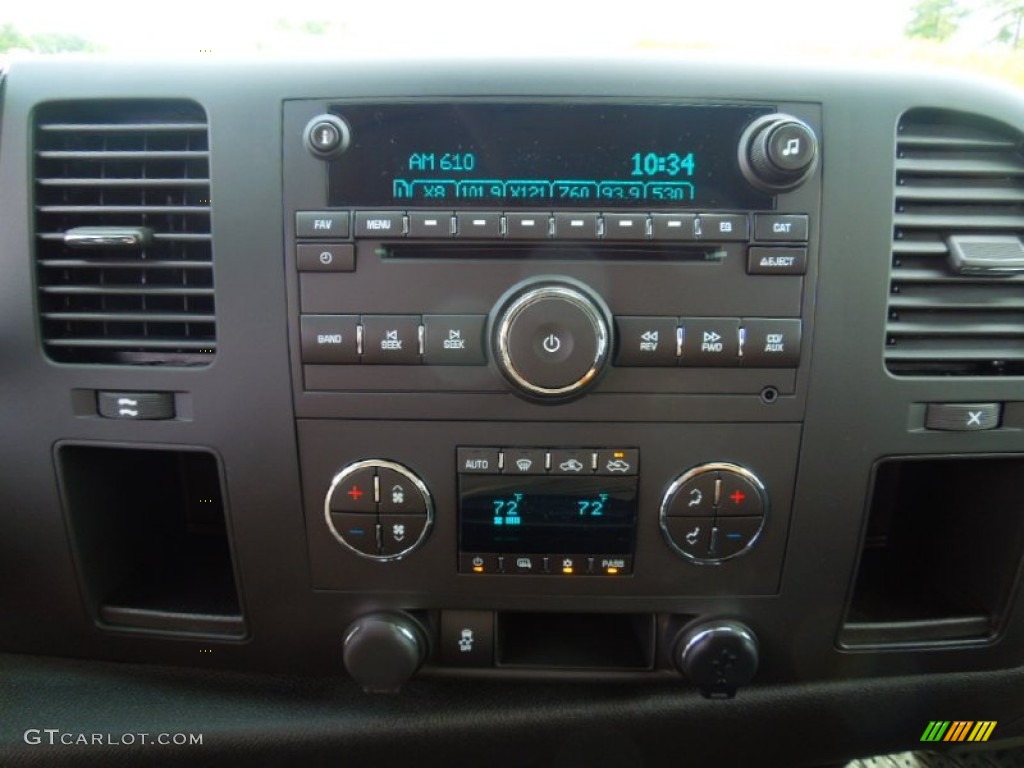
[490,278,612,401]
[673,619,759,698]
[739,114,818,193]
[342,612,428,693]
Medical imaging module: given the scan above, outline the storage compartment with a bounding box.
[497,612,654,669]
[58,445,245,637]
[840,456,1024,647]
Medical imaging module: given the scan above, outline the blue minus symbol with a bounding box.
[726,533,743,539]
[349,528,366,535]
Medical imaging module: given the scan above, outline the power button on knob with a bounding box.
[492,279,612,400]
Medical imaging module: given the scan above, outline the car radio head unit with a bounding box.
[327,103,776,210]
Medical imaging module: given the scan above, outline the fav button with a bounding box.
[296,211,350,238]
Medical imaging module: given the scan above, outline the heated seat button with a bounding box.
[361,315,421,364]
[423,315,487,366]
[711,517,765,558]
[379,514,429,557]
[717,472,765,517]
[329,513,380,556]
[741,319,802,367]
[664,517,713,560]
[666,473,718,517]
[300,315,360,364]
[680,318,740,367]
[615,316,679,367]
[440,610,495,667]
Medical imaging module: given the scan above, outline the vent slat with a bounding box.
[895,184,1024,203]
[39,259,211,270]
[42,312,215,323]
[39,122,208,132]
[37,205,210,215]
[39,285,214,297]
[894,213,1024,230]
[888,109,1024,376]
[34,100,215,366]
[895,157,1024,176]
[37,177,210,188]
[44,338,217,350]
[37,150,209,160]
[37,232,212,242]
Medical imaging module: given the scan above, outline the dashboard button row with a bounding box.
[615,317,802,368]
[342,210,809,243]
[457,447,639,476]
[459,553,633,575]
[300,314,487,366]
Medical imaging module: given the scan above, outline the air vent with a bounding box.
[886,108,1024,376]
[34,100,215,365]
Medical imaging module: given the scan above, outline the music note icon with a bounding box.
[781,138,801,157]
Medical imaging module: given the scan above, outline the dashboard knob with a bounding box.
[739,113,818,193]
[304,114,351,159]
[673,619,759,698]
[491,278,612,401]
[343,612,428,693]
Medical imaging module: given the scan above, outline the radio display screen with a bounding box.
[328,103,774,209]
[458,474,637,555]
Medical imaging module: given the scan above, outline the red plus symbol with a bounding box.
[729,490,746,505]
[347,485,364,501]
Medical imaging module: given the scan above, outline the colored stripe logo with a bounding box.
[921,721,996,742]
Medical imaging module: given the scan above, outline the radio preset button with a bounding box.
[553,212,600,239]
[300,315,360,364]
[505,212,551,239]
[615,316,679,367]
[603,213,650,240]
[741,319,802,368]
[747,246,808,275]
[455,211,502,238]
[754,214,809,242]
[697,214,748,241]
[297,243,355,272]
[680,318,741,367]
[355,211,406,238]
[361,315,421,364]
[458,448,501,474]
[651,213,698,241]
[502,448,548,475]
[423,315,487,366]
[296,210,350,239]
[595,449,638,476]
[408,211,454,238]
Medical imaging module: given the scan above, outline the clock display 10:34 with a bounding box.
[630,152,696,177]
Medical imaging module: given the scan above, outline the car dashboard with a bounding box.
[3,54,1024,766]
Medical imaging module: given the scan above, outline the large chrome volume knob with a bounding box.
[490,278,612,400]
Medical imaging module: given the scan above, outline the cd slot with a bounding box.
[385,243,726,263]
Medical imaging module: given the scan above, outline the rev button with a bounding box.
[615,316,679,367]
